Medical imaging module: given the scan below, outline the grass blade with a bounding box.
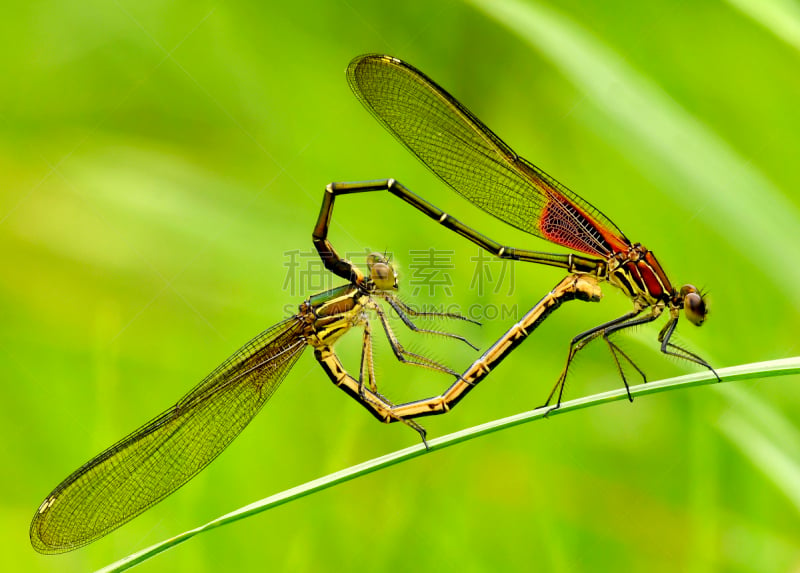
[96,356,800,572]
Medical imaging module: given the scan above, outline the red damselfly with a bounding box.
[322,54,718,411]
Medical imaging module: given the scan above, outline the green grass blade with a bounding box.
[95,357,800,572]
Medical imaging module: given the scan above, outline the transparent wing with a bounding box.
[30,316,307,553]
[347,54,630,258]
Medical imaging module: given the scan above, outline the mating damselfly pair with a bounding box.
[30,54,715,554]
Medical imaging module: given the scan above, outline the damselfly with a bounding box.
[30,235,476,553]
[325,54,718,410]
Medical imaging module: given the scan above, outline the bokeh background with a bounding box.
[3,0,800,571]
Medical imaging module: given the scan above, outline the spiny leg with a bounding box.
[544,310,642,409]
[605,339,647,382]
[356,317,437,445]
[381,294,479,351]
[544,309,653,413]
[604,338,647,402]
[371,302,459,377]
[384,294,480,325]
[603,338,632,402]
[359,319,378,398]
[595,311,669,401]
[359,315,442,441]
[658,318,720,380]
[598,316,661,403]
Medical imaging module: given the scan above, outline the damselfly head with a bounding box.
[679,284,707,326]
[366,252,398,291]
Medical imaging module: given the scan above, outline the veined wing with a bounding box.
[347,54,630,258]
[30,316,307,553]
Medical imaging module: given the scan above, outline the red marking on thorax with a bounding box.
[641,251,672,297]
[620,254,671,299]
[637,261,664,297]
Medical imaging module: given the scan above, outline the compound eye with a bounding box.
[365,252,397,290]
[370,262,397,290]
[684,292,707,326]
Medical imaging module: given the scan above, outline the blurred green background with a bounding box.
[3,0,800,571]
